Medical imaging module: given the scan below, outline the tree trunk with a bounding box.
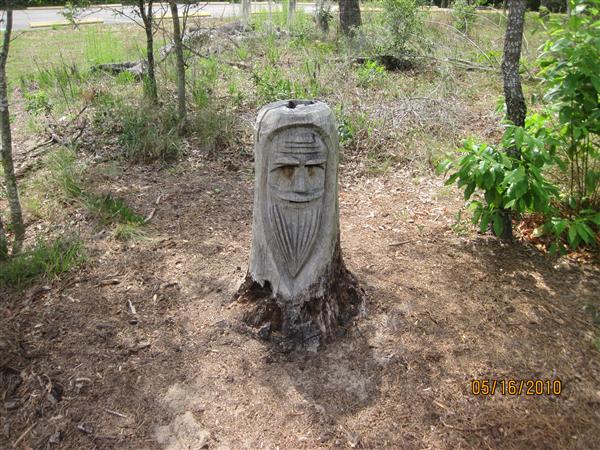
[502,0,527,131]
[0,211,8,260]
[235,100,364,351]
[0,9,24,255]
[500,0,527,240]
[169,1,187,127]
[339,0,362,36]
[288,0,296,28]
[242,0,251,27]
[315,0,330,33]
[267,0,273,34]
[139,0,158,104]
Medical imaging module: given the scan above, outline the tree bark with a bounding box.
[502,0,527,131]
[287,0,296,28]
[339,0,362,36]
[0,9,24,255]
[169,1,187,127]
[138,0,158,105]
[315,0,330,33]
[242,0,251,27]
[0,211,8,260]
[500,0,527,240]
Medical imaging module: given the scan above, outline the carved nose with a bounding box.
[293,166,308,192]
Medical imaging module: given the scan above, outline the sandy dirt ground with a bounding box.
[2,143,600,449]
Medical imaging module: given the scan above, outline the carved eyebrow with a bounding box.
[272,157,300,166]
[305,158,326,166]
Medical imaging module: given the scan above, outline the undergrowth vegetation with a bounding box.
[4,0,598,288]
[441,0,600,253]
[0,236,85,290]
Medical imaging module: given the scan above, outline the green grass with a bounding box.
[85,193,146,225]
[113,223,147,242]
[0,236,85,290]
[117,105,182,163]
[8,8,553,184]
[25,147,145,225]
[8,24,148,83]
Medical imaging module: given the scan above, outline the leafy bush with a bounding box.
[441,0,600,252]
[382,0,425,55]
[539,0,600,209]
[356,60,387,88]
[452,0,477,33]
[439,123,559,236]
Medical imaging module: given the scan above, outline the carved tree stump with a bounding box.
[235,100,365,351]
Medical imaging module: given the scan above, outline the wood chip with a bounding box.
[98,278,121,286]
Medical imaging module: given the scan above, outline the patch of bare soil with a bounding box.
[2,151,600,449]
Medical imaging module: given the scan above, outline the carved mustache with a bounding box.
[268,186,324,203]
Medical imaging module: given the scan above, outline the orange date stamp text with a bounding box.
[470,379,562,396]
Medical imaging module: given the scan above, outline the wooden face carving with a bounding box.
[268,130,327,205]
[266,128,328,277]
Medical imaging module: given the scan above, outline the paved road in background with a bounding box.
[6,3,318,30]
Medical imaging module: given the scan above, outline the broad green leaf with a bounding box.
[492,212,504,236]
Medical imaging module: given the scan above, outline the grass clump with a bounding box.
[85,193,146,225]
[37,147,145,225]
[252,63,321,104]
[118,105,182,163]
[0,236,85,290]
[113,223,147,241]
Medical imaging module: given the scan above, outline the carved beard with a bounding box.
[268,200,322,277]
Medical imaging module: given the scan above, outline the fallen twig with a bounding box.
[144,208,157,223]
[127,299,137,315]
[104,408,128,419]
[389,240,412,247]
[12,423,36,448]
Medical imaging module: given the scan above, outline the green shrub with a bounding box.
[382,0,425,55]
[452,0,477,33]
[356,59,387,88]
[439,125,559,237]
[441,0,600,253]
[539,0,600,210]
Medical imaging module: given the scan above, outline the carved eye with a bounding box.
[306,161,325,177]
[279,165,296,179]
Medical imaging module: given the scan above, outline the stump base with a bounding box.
[235,246,365,351]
